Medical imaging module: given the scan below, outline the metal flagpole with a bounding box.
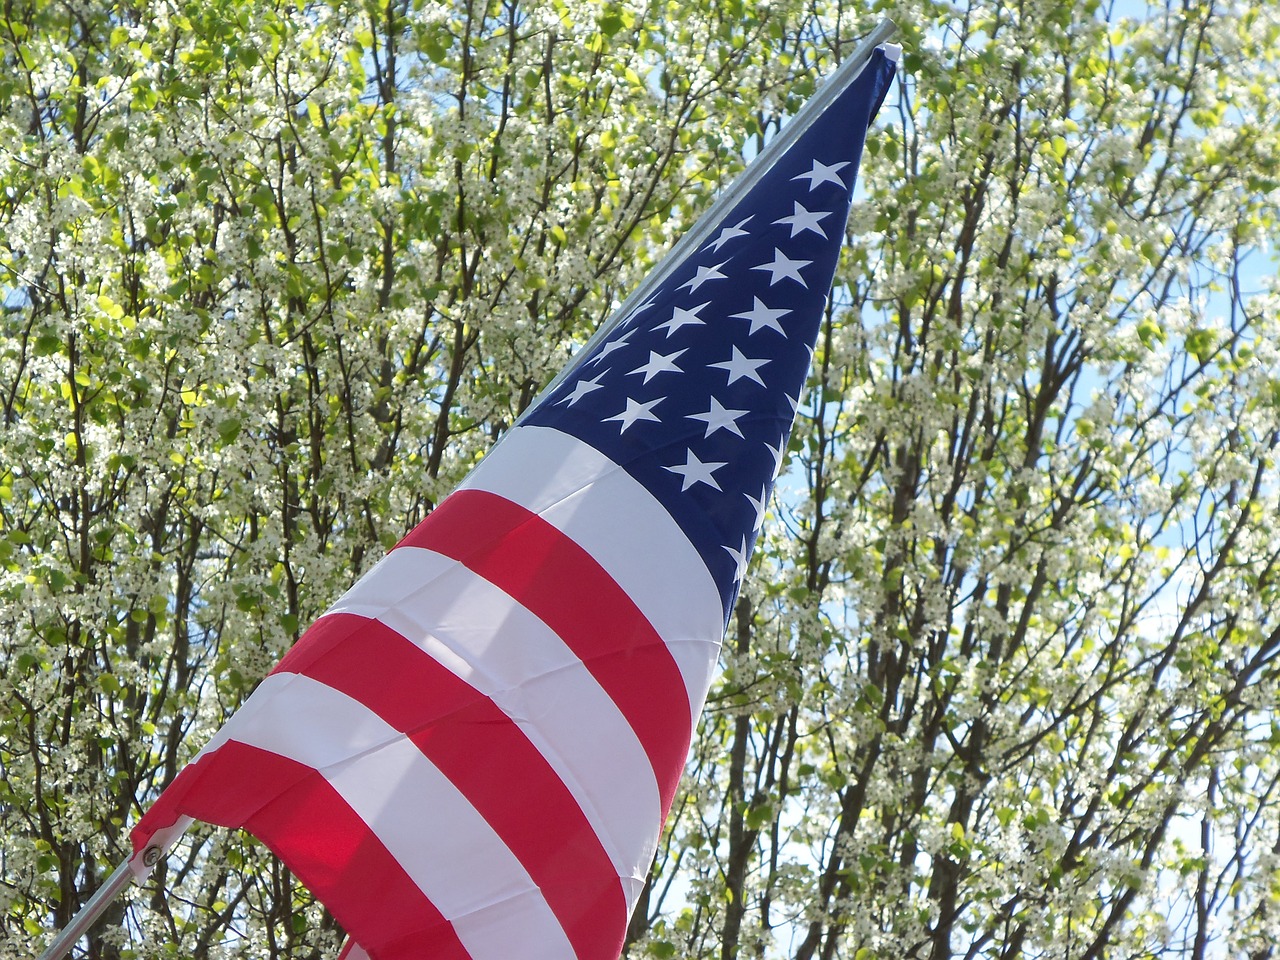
[36,858,136,960]
[520,17,898,412]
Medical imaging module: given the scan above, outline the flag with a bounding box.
[130,42,898,960]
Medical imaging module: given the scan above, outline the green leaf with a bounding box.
[217,417,242,444]
[1185,327,1217,364]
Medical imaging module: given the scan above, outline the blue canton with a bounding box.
[524,50,896,623]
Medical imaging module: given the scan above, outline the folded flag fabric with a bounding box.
[130,42,898,960]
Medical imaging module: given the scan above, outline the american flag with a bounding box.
[130,44,897,960]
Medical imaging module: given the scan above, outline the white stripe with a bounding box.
[213,674,577,960]
[460,424,725,720]
[327,548,660,899]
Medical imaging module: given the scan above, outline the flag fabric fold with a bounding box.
[131,42,898,960]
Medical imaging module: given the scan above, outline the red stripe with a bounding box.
[133,743,470,960]
[399,488,691,814]
[274,613,629,960]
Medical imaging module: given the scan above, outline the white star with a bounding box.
[628,348,686,383]
[687,397,749,439]
[774,201,832,238]
[765,440,786,478]
[589,330,633,366]
[724,535,750,581]
[655,301,710,338]
[792,158,850,191]
[677,260,729,294]
[705,216,752,253]
[557,371,606,406]
[752,248,811,287]
[664,449,727,491]
[603,396,663,433]
[745,486,770,530]
[709,346,770,387]
[729,297,791,336]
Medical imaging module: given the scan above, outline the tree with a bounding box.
[2,0,1279,959]
[629,2,1280,959]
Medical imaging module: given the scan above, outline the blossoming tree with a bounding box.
[3,0,1279,958]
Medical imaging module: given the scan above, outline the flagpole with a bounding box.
[522,17,898,411]
[36,858,135,960]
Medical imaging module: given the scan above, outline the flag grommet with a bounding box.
[142,846,162,867]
